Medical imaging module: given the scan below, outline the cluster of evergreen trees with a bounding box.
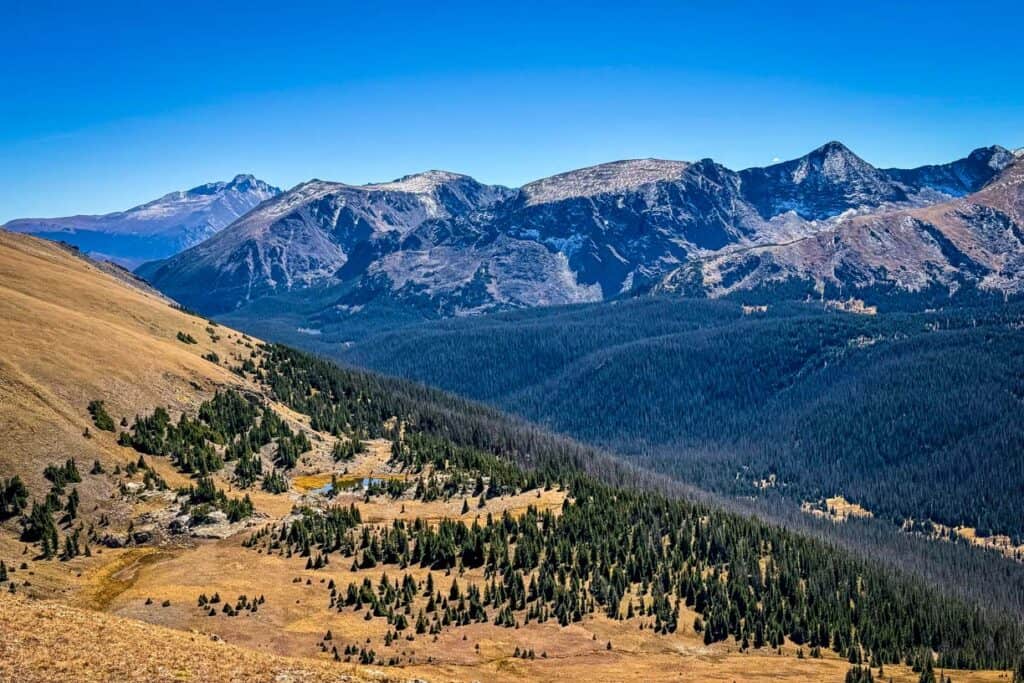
[274,430,311,469]
[112,390,305,524]
[87,399,115,432]
[7,325,1018,673]
[43,458,81,490]
[332,438,366,462]
[196,591,265,617]
[0,476,29,520]
[119,389,306,495]
[261,469,289,494]
[21,501,59,557]
[338,297,1024,541]
[18,459,89,559]
[233,343,1024,671]
[181,476,253,523]
[251,474,1024,669]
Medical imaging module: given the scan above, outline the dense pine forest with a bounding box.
[336,297,1024,542]
[260,339,1024,628]
[244,345,1023,670]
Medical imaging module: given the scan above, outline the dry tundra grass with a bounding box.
[0,592,376,682]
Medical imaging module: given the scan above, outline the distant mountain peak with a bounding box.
[287,171,492,198]
[521,158,691,205]
[182,174,278,198]
[363,170,474,193]
[134,142,1024,324]
[739,141,901,219]
[810,140,856,156]
[224,173,270,191]
[884,146,1017,199]
[3,175,281,267]
[796,141,874,178]
[962,145,1014,171]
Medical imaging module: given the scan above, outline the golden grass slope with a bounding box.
[0,592,374,683]
[0,230,258,496]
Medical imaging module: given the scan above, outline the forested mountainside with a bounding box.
[3,175,280,268]
[136,144,1022,331]
[338,296,1024,542]
[3,231,1024,682]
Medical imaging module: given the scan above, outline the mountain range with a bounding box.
[2,174,280,268]
[4,142,1021,326]
[128,142,1023,331]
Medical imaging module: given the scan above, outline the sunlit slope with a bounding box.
[0,592,370,683]
[0,230,257,495]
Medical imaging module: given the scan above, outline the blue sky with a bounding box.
[2,0,1022,220]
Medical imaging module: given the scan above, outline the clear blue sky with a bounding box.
[2,0,1022,220]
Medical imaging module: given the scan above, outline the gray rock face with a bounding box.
[137,172,518,315]
[739,141,910,220]
[659,156,1024,300]
[138,143,1024,322]
[885,145,1015,198]
[4,174,281,268]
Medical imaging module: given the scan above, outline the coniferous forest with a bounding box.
[232,343,1023,671]
[336,297,1024,541]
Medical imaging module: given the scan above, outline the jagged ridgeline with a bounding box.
[137,144,1024,324]
[112,341,1023,670]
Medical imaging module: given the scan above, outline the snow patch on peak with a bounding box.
[522,159,690,206]
[1015,148,1024,159]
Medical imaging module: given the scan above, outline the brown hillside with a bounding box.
[0,592,372,682]
[0,229,258,498]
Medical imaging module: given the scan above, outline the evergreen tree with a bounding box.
[919,655,935,683]
[87,400,115,431]
[0,476,29,519]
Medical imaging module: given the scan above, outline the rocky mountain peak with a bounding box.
[885,145,1017,199]
[224,173,274,193]
[520,158,691,206]
[363,170,475,193]
[739,142,904,219]
[966,145,1014,170]
[184,174,278,199]
[131,141,1024,324]
[3,175,282,267]
[789,141,876,184]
